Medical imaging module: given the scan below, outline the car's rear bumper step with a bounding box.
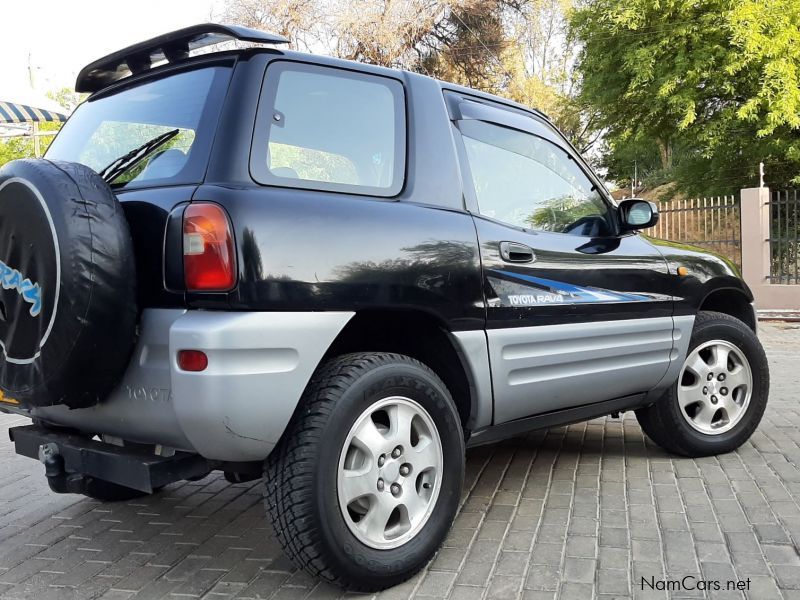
[9,425,210,493]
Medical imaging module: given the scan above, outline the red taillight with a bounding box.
[177,350,208,372]
[183,203,236,291]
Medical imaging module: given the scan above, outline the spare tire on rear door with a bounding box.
[0,159,137,409]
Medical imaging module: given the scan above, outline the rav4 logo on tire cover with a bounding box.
[0,260,42,317]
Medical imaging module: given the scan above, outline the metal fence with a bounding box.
[770,190,800,284]
[649,196,741,269]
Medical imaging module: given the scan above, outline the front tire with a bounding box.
[264,352,464,591]
[636,311,769,457]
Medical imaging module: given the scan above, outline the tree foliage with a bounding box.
[221,0,588,146]
[0,88,84,167]
[571,0,800,194]
[0,121,60,166]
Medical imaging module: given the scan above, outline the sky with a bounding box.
[1,0,225,96]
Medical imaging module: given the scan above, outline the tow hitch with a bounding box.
[10,425,210,494]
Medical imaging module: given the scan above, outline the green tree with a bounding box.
[0,86,79,167]
[0,121,60,167]
[571,0,800,194]
[223,0,590,149]
[0,136,34,166]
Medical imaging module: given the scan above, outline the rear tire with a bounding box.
[264,352,464,591]
[636,311,769,457]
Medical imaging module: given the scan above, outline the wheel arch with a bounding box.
[323,310,486,434]
[699,286,756,332]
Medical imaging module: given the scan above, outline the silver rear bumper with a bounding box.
[30,309,354,461]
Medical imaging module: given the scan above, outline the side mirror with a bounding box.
[618,198,659,231]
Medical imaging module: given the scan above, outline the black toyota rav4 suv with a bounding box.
[0,24,768,591]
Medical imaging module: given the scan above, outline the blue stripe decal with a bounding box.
[492,269,653,303]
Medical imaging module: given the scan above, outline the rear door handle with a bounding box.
[499,241,535,263]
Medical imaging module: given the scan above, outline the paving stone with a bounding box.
[486,574,522,599]
[447,584,484,600]
[416,570,456,597]
[598,567,630,595]
[563,557,596,584]
[522,591,556,600]
[565,535,596,558]
[772,564,800,590]
[524,565,560,591]
[559,582,595,600]
[0,323,797,598]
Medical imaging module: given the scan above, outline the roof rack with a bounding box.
[76,23,289,93]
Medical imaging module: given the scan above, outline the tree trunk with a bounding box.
[657,137,672,170]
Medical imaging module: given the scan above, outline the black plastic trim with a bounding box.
[466,393,649,448]
[163,202,188,293]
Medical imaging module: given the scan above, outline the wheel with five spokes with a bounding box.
[636,311,769,457]
[337,395,444,550]
[264,352,464,591]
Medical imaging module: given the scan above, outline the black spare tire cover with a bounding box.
[0,159,137,409]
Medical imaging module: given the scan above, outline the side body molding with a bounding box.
[652,315,695,391]
[450,330,493,430]
[487,317,676,423]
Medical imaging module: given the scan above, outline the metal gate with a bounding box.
[769,190,800,284]
[649,196,741,269]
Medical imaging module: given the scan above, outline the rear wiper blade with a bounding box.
[97,128,180,184]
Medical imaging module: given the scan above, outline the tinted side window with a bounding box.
[459,119,611,236]
[251,62,406,196]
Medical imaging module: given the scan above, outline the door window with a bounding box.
[459,119,611,236]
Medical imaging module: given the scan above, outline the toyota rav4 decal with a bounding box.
[489,269,664,305]
[0,259,42,317]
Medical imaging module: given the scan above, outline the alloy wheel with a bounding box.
[337,396,443,549]
[677,339,753,435]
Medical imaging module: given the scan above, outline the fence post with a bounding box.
[740,187,770,296]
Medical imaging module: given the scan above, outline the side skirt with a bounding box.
[466,393,650,448]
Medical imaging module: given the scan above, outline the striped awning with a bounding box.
[0,101,68,124]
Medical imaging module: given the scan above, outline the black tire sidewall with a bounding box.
[313,361,464,584]
[660,315,769,454]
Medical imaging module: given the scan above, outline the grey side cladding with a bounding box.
[32,309,356,462]
[488,317,676,423]
[32,309,193,449]
[450,330,493,430]
[170,311,354,461]
[651,314,695,391]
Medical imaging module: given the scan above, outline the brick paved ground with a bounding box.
[0,322,799,600]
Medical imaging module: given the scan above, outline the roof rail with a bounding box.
[76,23,289,93]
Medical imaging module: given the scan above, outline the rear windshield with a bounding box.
[47,62,231,190]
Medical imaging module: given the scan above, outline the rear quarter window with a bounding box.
[250,61,406,197]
